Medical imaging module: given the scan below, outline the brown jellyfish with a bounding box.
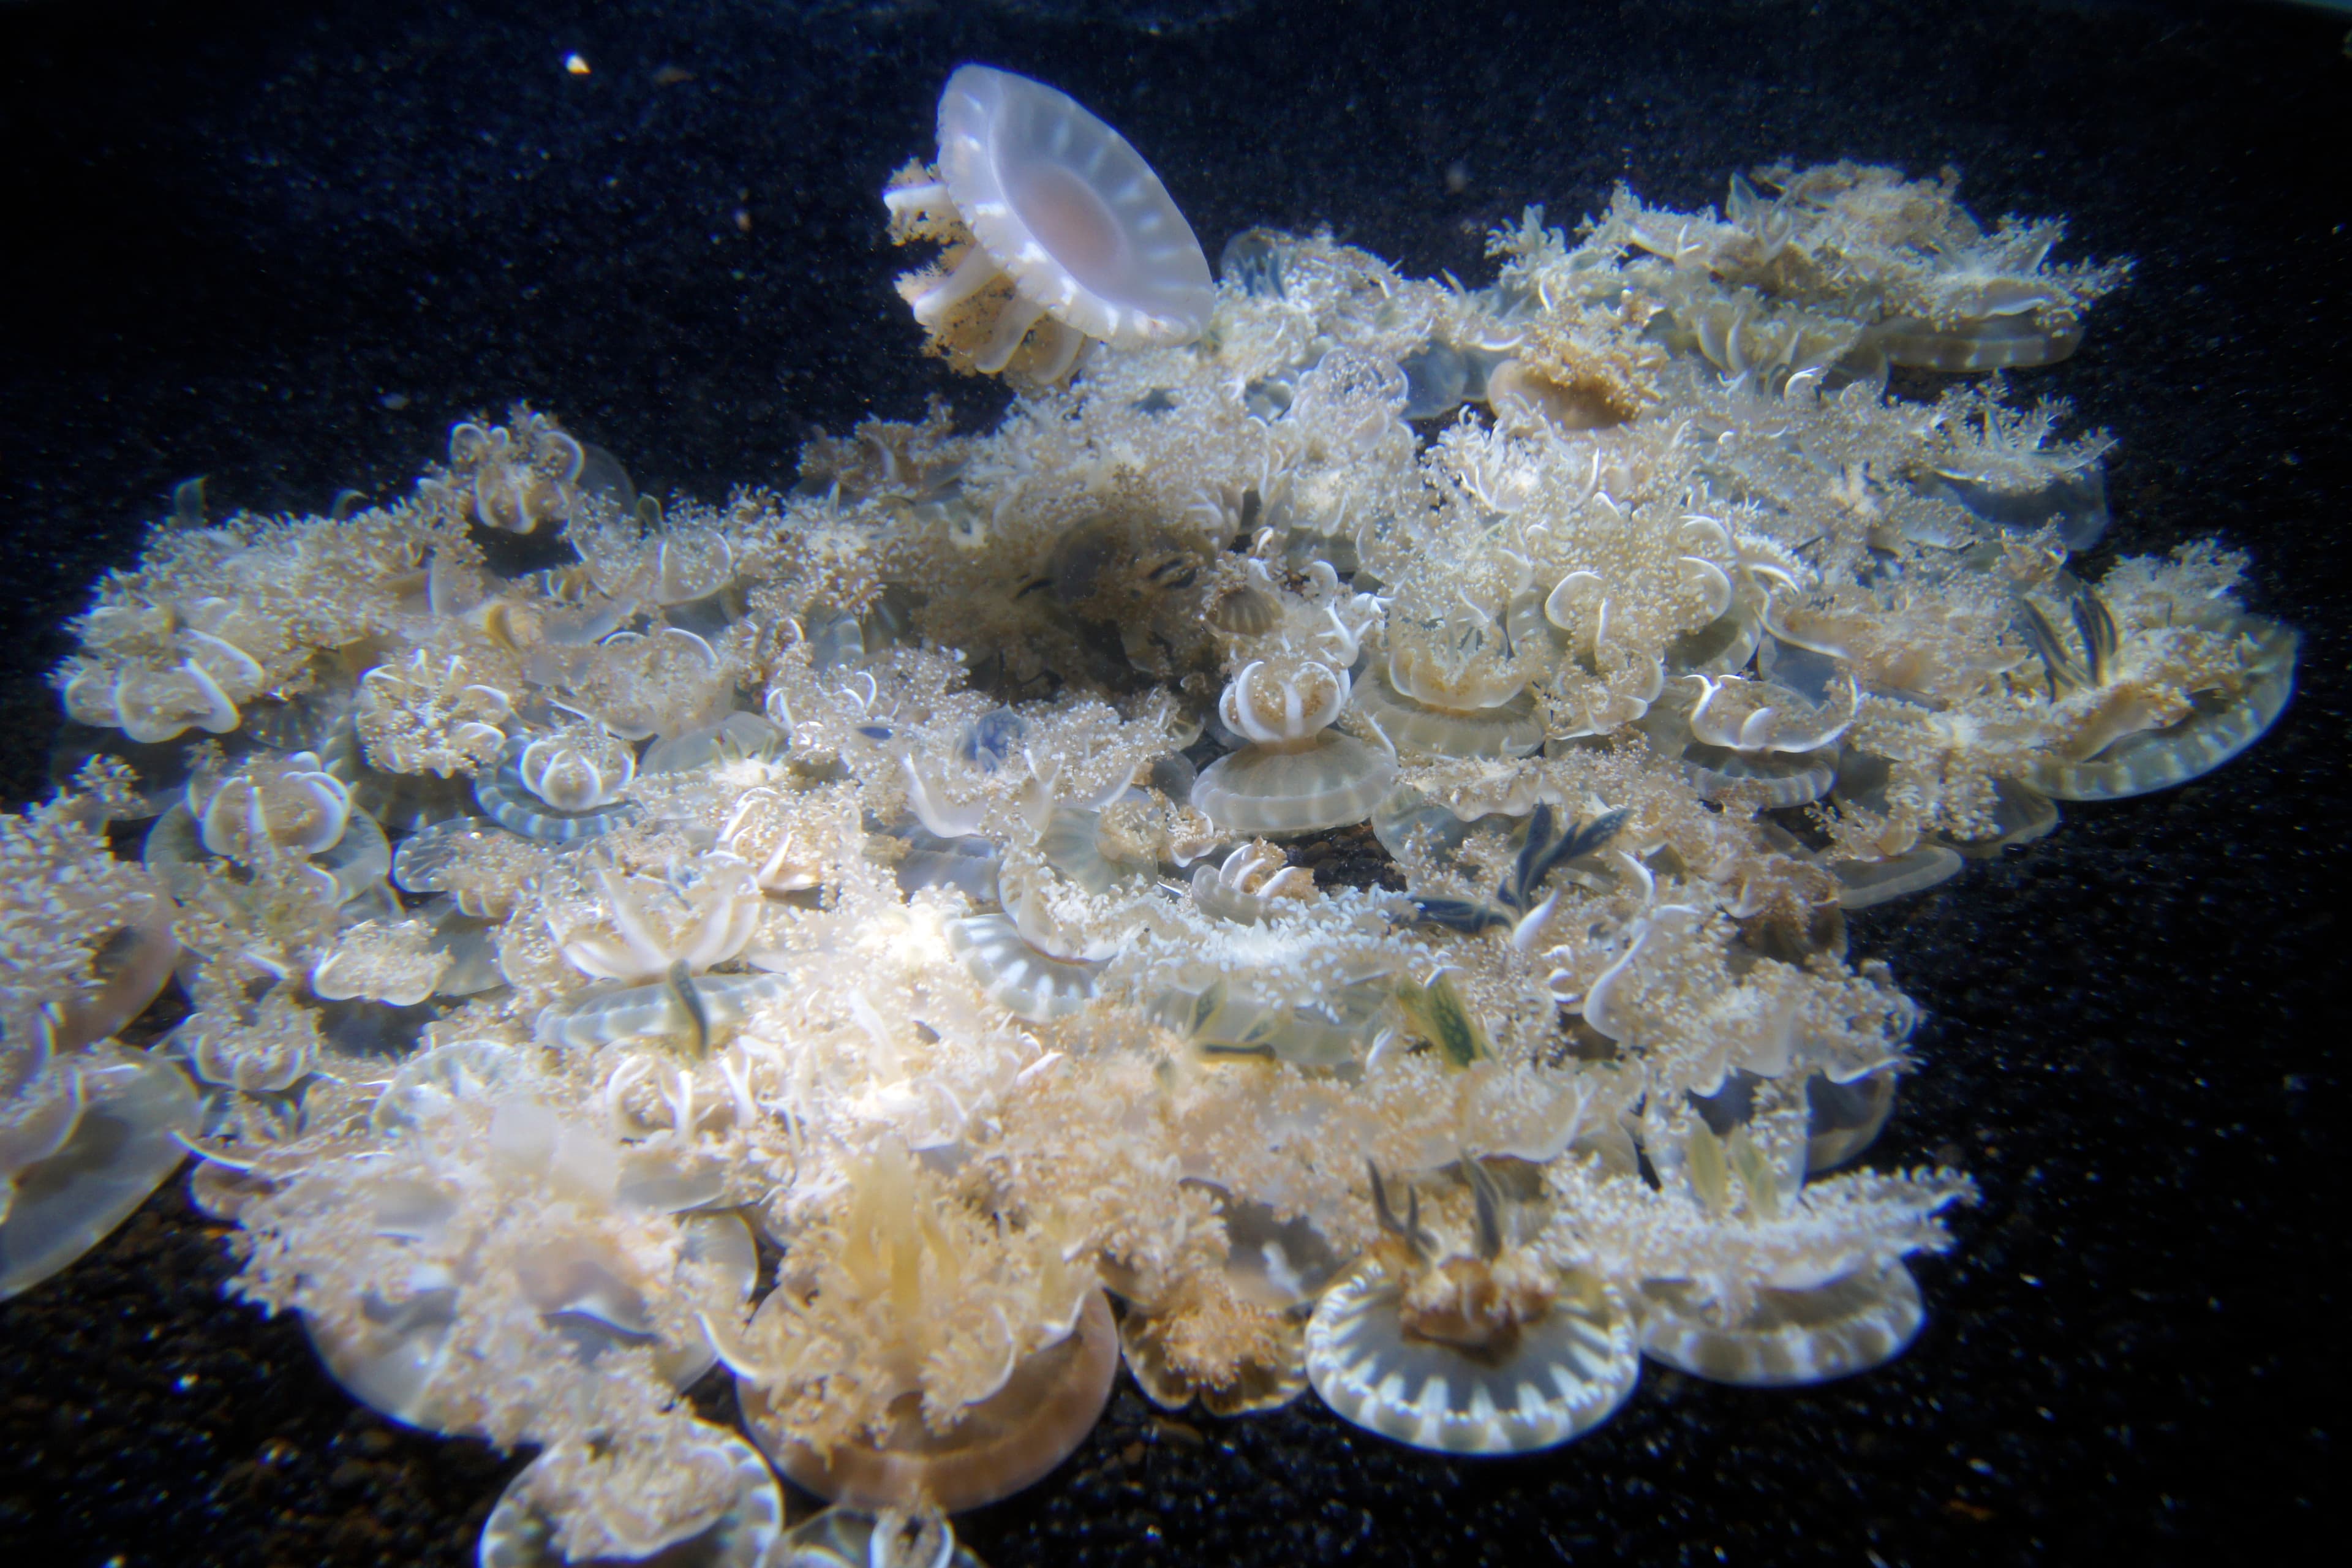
[725,1148,1120,1515]
[739,1289,1118,1515]
[1120,1268,1311,1418]
[1117,1191,1347,1418]
[1124,1189,1364,1420]
[884,64,1215,383]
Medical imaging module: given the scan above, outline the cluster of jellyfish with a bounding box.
[0,62,2298,1568]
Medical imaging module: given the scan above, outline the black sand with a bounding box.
[1,2,2341,1562]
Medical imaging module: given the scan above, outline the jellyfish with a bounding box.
[884,64,1215,382]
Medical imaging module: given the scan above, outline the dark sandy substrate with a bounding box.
[1,1,2343,1564]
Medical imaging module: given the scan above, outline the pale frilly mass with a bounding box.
[1,62,2296,1567]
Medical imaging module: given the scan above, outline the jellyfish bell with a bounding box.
[739,1287,1119,1515]
[475,1426,783,1568]
[0,1042,199,1301]
[1638,1261,1927,1388]
[886,65,1215,382]
[1305,1163,1640,1455]
[1189,657,1397,835]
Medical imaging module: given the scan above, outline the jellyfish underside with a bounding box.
[1189,732,1396,835]
[943,914,1100,1023]
[1350,663,1543,760]
[0,1046,198,1301]
[1876,311,2080,372]
[1638,1261,1924,1387]
[540,971,780,1053]
[1681,741,1838,807]
[1832,846,1963,910]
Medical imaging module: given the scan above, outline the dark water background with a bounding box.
[0,1,2342,1562]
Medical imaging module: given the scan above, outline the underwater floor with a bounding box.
[0,1,2342,1563]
